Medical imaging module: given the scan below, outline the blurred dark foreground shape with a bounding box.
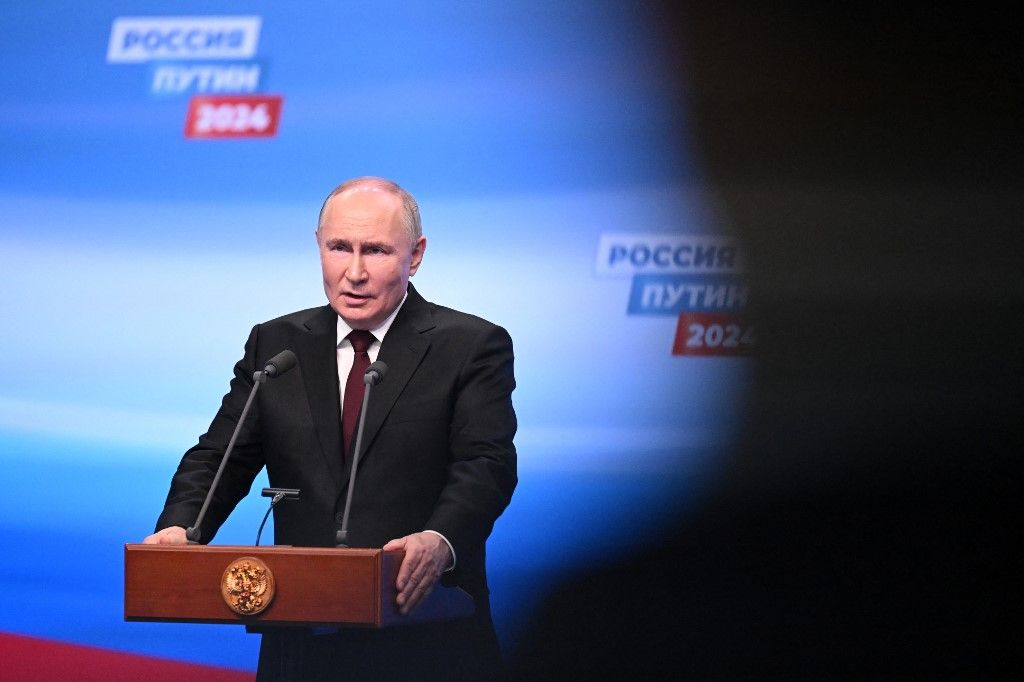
[510,5,1021,678]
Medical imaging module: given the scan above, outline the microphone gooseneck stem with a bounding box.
[186,369,265,543]
[336,380,374,547]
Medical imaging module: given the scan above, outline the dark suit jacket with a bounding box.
[156,284,517,603]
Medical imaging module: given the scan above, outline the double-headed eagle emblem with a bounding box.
[221,557,275,616]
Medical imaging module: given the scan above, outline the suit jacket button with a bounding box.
[335,513,344,523]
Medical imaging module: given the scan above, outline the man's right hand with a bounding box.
[142,526,188,544]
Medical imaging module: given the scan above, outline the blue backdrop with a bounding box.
[0,1,749,670]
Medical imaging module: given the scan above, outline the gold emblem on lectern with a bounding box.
[221,557,275,616]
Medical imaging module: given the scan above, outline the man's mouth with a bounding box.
[340,291,371,303]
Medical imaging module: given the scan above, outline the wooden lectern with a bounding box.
[124,544,474,628]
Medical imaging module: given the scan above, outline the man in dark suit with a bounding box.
[144,177,517,680]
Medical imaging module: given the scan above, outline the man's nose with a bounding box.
[345,253,367,282]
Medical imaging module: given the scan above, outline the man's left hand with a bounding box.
[383,532,452,616]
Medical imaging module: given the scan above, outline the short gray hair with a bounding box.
[317,176,421,244]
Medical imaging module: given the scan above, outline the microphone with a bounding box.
[263,349,297,378]
[255,487,300,546]
[185,349,298,544]
[336,361,389,547]
[365,360,387,386]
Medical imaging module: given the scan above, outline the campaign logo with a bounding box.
[596,233,754,357]
[184,95,282,138]
[106,16,282,139]
[107,16,261,63]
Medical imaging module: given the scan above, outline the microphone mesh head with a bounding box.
[364,360,389,386]
[265,349,298,377]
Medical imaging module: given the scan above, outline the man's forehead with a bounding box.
[319,191,411,247]
[324,187,401,220]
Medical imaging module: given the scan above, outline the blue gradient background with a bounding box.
[0,1,748,670]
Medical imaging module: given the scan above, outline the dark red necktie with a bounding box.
[342,330,375,459]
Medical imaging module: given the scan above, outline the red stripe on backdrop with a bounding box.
[0,632,253,681]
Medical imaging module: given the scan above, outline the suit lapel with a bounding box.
[298,306,344,490]
[339,285,434,492]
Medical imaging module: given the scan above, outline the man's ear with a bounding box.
[409,236,427,276]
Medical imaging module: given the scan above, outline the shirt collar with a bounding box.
[336,291,408,347]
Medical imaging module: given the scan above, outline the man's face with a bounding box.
[317,187,425,330]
